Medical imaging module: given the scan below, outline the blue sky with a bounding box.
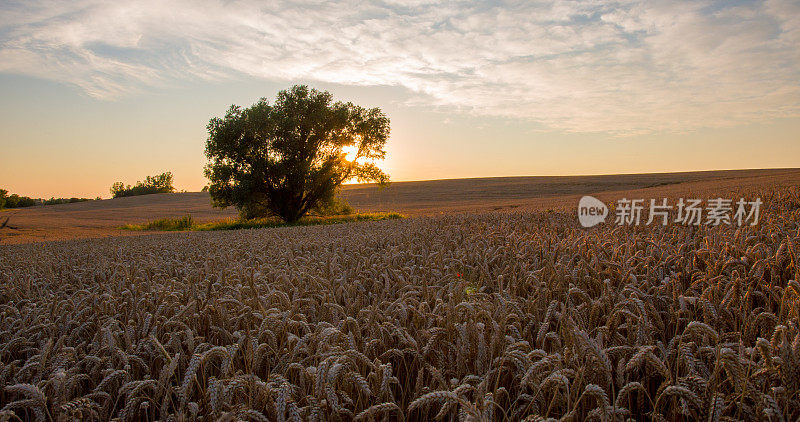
[1,0,799,197]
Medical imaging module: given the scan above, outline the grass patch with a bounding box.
[121,212,404,232]
[121,214,194,231]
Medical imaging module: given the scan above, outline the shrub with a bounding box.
[3,193,37,208]
[110,172,175,198]
[312,195,354,216]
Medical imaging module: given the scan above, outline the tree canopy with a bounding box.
[204,85,390,222]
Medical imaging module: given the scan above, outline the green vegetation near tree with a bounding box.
[122,214,195,231]
[120,212,403,232]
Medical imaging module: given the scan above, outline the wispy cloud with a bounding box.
[1,0,798,133]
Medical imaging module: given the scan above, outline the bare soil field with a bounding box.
[1,168,798,244]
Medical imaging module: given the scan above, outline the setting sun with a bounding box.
[342,144,358,162]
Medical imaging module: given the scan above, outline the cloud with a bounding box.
[1,0,798,133]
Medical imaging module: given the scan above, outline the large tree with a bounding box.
[204,85,390,222]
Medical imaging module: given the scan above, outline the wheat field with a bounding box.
[1,187,799,421]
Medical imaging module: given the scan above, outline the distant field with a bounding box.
[1,168,798,244]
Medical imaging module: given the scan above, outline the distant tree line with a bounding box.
[41,197,96,205]
[0,189,36,208]
[1,171,178,209]
[110,172,175,198]
[0,189,96,209]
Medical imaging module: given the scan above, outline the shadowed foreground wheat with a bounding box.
[1,188,799,421]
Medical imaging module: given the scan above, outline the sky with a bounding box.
[1,0,799,198]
